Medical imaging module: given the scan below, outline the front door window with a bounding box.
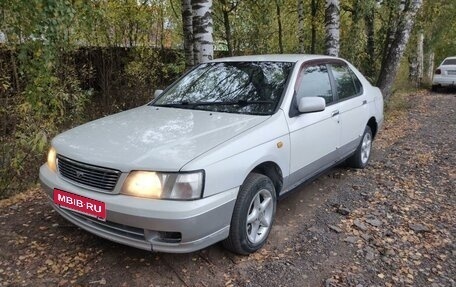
[296,64,334,105]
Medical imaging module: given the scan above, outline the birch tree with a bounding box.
[417,32,424,82]
[192,0,214,64]
[427,52,435,82]
[324,0,340,57]
[410,32,424,86]
[377,0,423,99]
[181,0,194,67]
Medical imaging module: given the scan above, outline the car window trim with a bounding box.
[274,62,296,115]
[326,62,339,102]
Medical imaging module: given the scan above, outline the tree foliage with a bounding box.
[0,0,92,196]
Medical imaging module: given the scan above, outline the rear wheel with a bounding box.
[223,173,276,255]
[347,126,373,169]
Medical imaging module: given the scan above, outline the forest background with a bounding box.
[0,0,455,198]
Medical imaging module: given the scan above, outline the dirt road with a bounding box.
[1,91,454,287]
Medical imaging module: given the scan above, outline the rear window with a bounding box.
[442,59,456,65]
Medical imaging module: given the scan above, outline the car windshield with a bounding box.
[442,59,456,65]
[152,61,294,115]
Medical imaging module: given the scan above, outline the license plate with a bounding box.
[53,189,106,221]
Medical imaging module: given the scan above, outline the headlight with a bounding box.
[121,171,204,200]
[47,147,57,172]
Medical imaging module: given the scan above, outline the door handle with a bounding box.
[362,100,367,105]
[331,110,339,117]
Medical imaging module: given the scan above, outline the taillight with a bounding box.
[435,69,441,75]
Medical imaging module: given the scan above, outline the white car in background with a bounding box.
[40,55,384,255]
[432,56,456,91]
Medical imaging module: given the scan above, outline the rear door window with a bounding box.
[329,63,362,101]
[351,70,363,94]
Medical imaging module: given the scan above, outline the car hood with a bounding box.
[53,106,269,172]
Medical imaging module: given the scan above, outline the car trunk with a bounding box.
[439,64,456,78]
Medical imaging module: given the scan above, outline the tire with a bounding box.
[431,85,438,92]
[347,126,373,169]
[223,173,276,255]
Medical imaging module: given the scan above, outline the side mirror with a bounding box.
[154,89,164,98]
[298,97,326,113]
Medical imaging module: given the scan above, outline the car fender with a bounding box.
[181,111,291,197]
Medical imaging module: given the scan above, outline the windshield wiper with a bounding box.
[155,100,274,108]
[194,100,274,107]
[154,102,192,108]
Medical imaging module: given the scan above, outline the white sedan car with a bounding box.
[432,56,456,90]
[40,55,384,254]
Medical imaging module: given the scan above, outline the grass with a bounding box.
[384,91,413,118]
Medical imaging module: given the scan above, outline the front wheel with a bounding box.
[347,126,373,169]
[223,173,276,255]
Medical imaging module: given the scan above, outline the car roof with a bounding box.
[210,54,339,63]
[444,56,456,60]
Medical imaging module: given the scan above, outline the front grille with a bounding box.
[57,155,121,192]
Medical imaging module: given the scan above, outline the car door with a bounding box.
[328,62,369,159]
[286,62,340,187]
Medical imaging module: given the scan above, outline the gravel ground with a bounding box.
[0,90,454,287]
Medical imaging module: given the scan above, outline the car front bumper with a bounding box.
[39,164,238,253]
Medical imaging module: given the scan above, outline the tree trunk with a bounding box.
[409,54,419,87]
[348,0,360,62]
[159,6,165,49]
[417,32,424,83]
[181,0,194,67]
[380,9,394,70]
[311,0,317,54]
[427,52,435,82]
[364,2,375,79]
[192,0,214,64]
[276,1,284,54]
[380,2,404,75]
[377,0,423,99]
[409,32,424,88]
[222,9,233,56]
[220,0,235,56]
[324,0,340,57]
[298,0,305,53]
